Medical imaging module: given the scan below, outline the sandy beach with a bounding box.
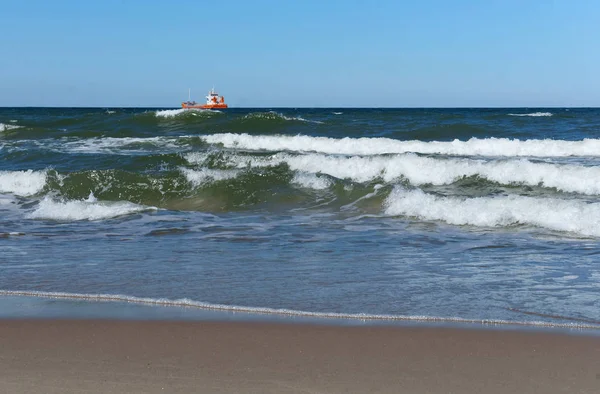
[0,320,598,393]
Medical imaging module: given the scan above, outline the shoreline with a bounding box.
[1,319,599,393]
[1,293,600,336]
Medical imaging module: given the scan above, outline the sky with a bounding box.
[1,0,598,107]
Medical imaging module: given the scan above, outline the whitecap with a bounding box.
[27,193,156,221]
[201,133,600,157]
[385,187,600,237]
[0,170,47,196]
[508,112,553,117]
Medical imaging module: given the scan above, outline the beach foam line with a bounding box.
[0,290,599,330]
[201,133,600,157]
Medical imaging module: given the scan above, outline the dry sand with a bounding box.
[0,320,599,393]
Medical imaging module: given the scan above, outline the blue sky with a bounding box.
[1,0,598,107]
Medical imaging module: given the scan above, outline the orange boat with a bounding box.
[182,87,228,109]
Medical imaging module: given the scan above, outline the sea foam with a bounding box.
[0,289,597,330]
[186,151,600,195]
[0,123,23,132]
[27,193,155,221]
[291,172,331,190]
[201,133,600,157]
[0,170,47,196]
[60,136,177,154]
[385,187,600,237]
[508,112,553,117]
[180,167,240,186]
[155,108,221,118]
[155,109,188,117]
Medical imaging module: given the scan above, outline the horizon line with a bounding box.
[1,106,599,109]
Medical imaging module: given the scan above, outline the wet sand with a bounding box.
[0,320,599,393]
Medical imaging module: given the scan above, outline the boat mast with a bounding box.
[188,88,191,101]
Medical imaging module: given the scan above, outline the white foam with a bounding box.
[60,136,178,154]
[0,289,597,329]
[201,133,600,157]
[155,108,220,118]
[0,170,47,196]
[180,167,240,186]
[155,109,187,117]
[508,112,553,117]
[292,172,331,190]
[186,151,600,195]
[27,193,155,221]
[385,187,600,237]
[183,152,210,165]
[0,123,22,132]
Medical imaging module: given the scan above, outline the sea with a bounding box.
[1,107,600,332]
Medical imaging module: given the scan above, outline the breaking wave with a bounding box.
[292,172,331,190]
[242,111,323,124]
[185,151,600,195]
[508,112,553,117]
[155,108,222,118]
[0,170,47,196]
[22,133,600,159]
[385,188,600,237]
[0,123,23,132]
[201,133,600,157]
[180,167,240,186]
[27,193,157,221]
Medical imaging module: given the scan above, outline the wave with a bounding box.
[41,168,191,204]
[155,108,222,118]
[180,167,240,186]
[201,133,600,157]
[385,188,600,237]
[292,172,332,190]
[0,123,23,132]
[7,135,206,156]
[29,167,336,211]
[56,136,181,155]
[24,133,600,160]
[508,112,553,117]
[27,193,156,221]
[242,111,323,124]
[185,151,600,195]
[0,170,47,196]
[0,289,598,329]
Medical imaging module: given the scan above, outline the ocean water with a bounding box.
[1,107,600,330]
